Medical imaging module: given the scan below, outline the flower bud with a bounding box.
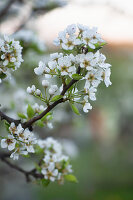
[42,80,49,88]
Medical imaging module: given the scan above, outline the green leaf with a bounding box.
[62,49,73,54]
[4,121,10,132]
[64,174,78,183]
[72,74,83,80]
[41,112,52,122]
[88,42,107,53]
[22,154,30,158]
[27,104,35,118]
[17,112,27,119]
[9,41,12,45]
[51,95,63,102]
[70,104,80,115]
[35,163,42,173]
[8,63,15,69]
[41,179,50,187]
[0,72,7,79]
[65,78,71,85]
[35,145,44,154]
[35,179,50,187]
[37,120,44,127]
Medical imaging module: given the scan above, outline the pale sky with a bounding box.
[1,0,133,46]
[35,0,133,46]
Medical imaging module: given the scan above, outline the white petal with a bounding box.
[8,141,16,151]
[1,139,8,148]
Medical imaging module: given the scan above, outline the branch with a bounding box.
[0,66,80,130]
[0,110,21,125]
[23,68,80,129]
[0,153,43,182]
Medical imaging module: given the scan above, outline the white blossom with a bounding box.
[1,123,37,159]
[42,79,49,87]
[38,137,73,183]
[66,24,76,35]
[34,61,49,75]
[0,35,23,81]
[102,68,112,87]
[36,89,41,96]
[1,135,16,151]
[84,86,97,101]
[48,85,58,95]
[26,85,36,94]
[83,96,92,113]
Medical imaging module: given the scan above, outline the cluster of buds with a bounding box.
[1,123,37,160]
[27,79,59,103]
[0,35,23,82]
[38,137,73,183]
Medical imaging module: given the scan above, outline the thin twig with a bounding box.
[0,110,21,125]
[0,154,43,182]
[23,67,80,129]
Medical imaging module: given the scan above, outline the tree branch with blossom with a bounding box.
[0,23,112,186]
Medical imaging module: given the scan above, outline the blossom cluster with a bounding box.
[53,24,104,50]
[38,137,73,183]
[0,35,23,82]
[27,82,58,97]
[28,24,111,113]
[1,122,37,160]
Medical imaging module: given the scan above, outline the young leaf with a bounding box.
[17,112,27,119]
[22,154,30,158]
[35,163,42,173]
[72,74,83,80]
[37,120,44,127]
[36,179,50,187]
[70,103,80,115]
[35,145,44,154]
[62,49,73,54]
[51,95,63,102]
[4,121,10,132]
[0,72,7,79]
[27,104,35,118]
[41,112,52,122]
[64,174,78,183]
